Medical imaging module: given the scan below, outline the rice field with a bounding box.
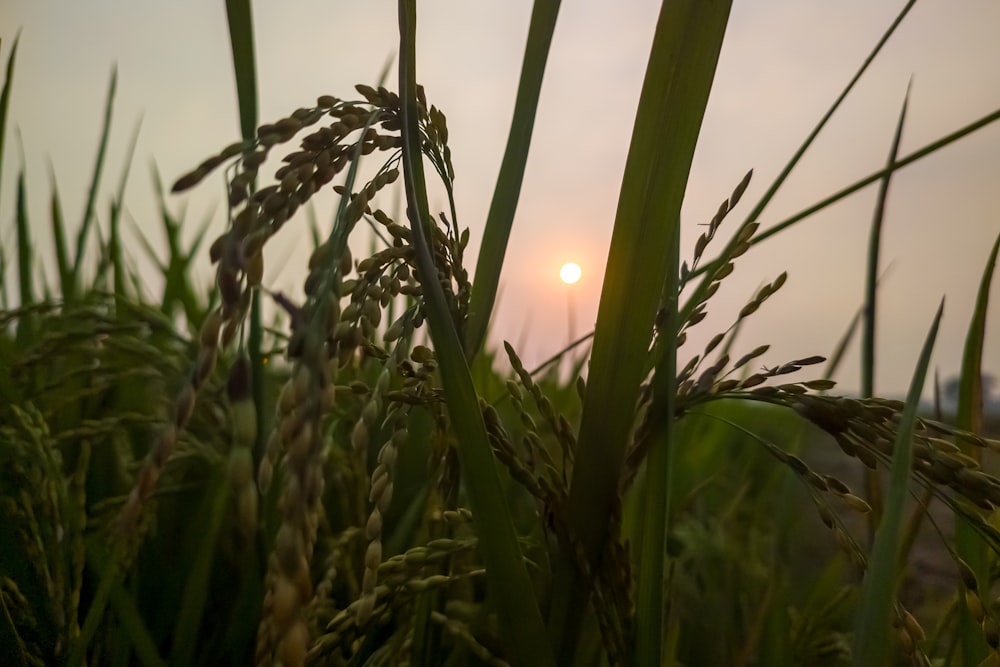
[2,3,1000,666]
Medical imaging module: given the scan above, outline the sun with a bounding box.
[559,262,582,285]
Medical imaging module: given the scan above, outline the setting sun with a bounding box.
[559,262,582,285]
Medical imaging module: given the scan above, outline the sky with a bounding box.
[1,1,999,398]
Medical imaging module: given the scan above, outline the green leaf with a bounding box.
[851,299,944,667]
[46,165,75,300]
[0,33,20,222]
[170,469,230,665]
[823,264,894,381]
[106,116,143,300]
[465,0,561,357]
[550,2,732,662]
[957,232,998,454]
[954,232,999,666]
[635,222,680,666]
[73,67,117,283]
[860,81,909,538]
[398,3,554,665]
[862,81,909,398]
[106,579,167,667]
[224,0,265,459]
[149,162,212,326]
[0,241,7,310]
[15,170,31,308]
[15,170,36,346]
[225,0,258,144]
[70,538,121,667]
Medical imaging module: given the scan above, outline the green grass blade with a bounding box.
[0,242,7,310]
[108,200,125,297]
[860,81,909,533]
[15,170,32,308]
[225,0,258,142]
[46,165,75,300]
[0,35,14,312]
[72,66,116,282]
[224,0,265,460]
[106,580,167,667]
[307,201,321,248]
[70,539,121,667]
[170,470,230,665]
[181,212,212,268]
[933,369,942,420]
[0,33,19,219]
[679,1,916,325]
[130,217,168,277]
[862,81,908,398]
[520,331,594,380]
[464,0,561,357]
[635,221,680,666]
[824,308,860,381]
[398,3,554,664]
[14,170,36,345]
[551,2,731,661]
[149,163,205,323]
[108,116,143,300]
[824,264,894,381]
[851,299,944,667]
[954,232,999,666]
[957,232,998,461]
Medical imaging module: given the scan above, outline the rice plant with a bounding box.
[2,2,1000,666]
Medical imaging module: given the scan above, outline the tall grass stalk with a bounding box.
[398,3,553,663]
[852,300,943,666]
[0,34,18,219]
[862,83,909,400]
[954,234,1000,665]
[72,69,116,287]
[465,0,560,358]
[860,82,909,531]
[551,3,731,662]
[223,0,266,463]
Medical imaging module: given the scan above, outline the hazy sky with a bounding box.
[2,1,999,397]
